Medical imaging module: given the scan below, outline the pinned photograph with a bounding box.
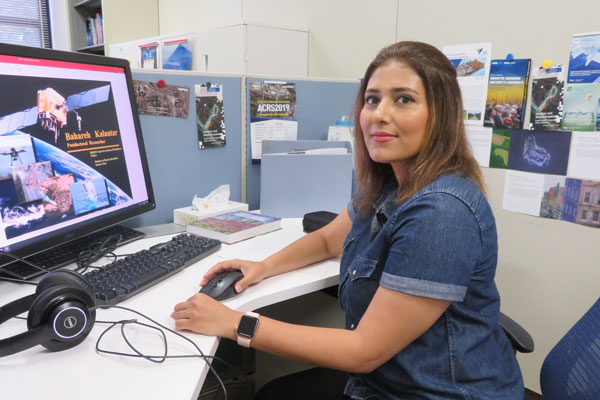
[539,176,566,220]
[507,130,572,175]
[561,178,600,228]
[489,128,512,169]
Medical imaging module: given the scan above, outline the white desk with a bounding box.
[0,219,340,400]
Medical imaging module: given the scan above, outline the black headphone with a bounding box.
[0,270,96,357]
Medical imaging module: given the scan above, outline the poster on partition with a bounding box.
[195,83,226,149]
[132,80,190,119]
[442,42,492,125]
[561,83,600,131]
[483,59,531,130]
[567,32,600,84]
[530,65,565,130]
[249,81,297,160]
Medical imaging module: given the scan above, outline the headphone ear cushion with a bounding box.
[28,285,96,352]
[36,270,95,305]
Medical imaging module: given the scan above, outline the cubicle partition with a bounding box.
[124,71,358,227]
[127,70,243,227]
[244,77,360,210]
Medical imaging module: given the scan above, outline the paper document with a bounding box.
[249,81,298,160]
[287,148,348,155]
[465,125,492,167]
[502,170,545,216]
[567,131,600,180]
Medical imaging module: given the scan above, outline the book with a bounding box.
[186,210,281,244]
[85,17,93,46]
[483,58,531,130]
[96,13,103,44]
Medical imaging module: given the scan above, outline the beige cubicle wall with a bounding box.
[102,0,600,393]
[102,0,159,51]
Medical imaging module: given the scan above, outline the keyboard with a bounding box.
[0,225,145,280]
[84,233,221,305]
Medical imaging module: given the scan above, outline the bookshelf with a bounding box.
[69,0,104,55]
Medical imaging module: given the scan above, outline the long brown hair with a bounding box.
[353,41,484,215]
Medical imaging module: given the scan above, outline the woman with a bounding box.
[171,41,524,399]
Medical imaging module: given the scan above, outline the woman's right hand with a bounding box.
[200,259,268,293]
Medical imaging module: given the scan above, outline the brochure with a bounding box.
[484,59,531,130]
[195,83,226,148]
[249,81,298,160]
[530,65,565,130]
[561,83,600,131]
[162,39,193,70]
[442,42,492,126]
[567,32,600,84]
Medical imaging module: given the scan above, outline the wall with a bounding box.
[48,0,70,51]
[156,0,397,79]
[106,0,600,393]
[102,0,160,51]
[158,0,243,34]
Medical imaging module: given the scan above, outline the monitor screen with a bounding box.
[0,43,155,260]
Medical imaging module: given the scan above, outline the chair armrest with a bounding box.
[499,312,535,354]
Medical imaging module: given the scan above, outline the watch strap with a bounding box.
[237,311,259,347]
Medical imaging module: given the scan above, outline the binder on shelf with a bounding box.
[260,140,353,218]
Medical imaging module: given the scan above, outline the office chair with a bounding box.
[499,311,535,354]
[539,297,600,400]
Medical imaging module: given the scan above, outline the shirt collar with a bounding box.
[373,179,399,220]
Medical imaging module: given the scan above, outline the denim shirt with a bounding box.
[340,174,523,400]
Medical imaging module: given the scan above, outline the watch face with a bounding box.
[237,315,258,338]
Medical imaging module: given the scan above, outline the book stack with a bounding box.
[86,13,104,47]
[186,211,281,244]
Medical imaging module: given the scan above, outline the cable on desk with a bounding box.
[94,318,249,375]
[75,233,123,273]
[92,304,234,400]
[0,233,123,282]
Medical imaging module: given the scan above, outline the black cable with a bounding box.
[94,318,250,378]
[92,305,231,400]
[96,319,168,363]
[75,233,122,273]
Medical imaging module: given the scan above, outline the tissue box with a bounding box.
[174,201,249,226]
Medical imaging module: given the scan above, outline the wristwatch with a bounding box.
[237,311,260,347]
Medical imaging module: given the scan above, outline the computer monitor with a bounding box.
[0,43,155,263]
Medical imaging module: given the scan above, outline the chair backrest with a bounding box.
[540,297,600,400]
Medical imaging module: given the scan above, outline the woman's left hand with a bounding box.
[171,293,241,340]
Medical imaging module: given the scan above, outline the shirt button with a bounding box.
[350,323,355,329]
[352,270,356,275]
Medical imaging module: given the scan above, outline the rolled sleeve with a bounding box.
[382,192,482,302]
[347,200,357,221]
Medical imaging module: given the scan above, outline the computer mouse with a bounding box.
[199,270,244,301]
